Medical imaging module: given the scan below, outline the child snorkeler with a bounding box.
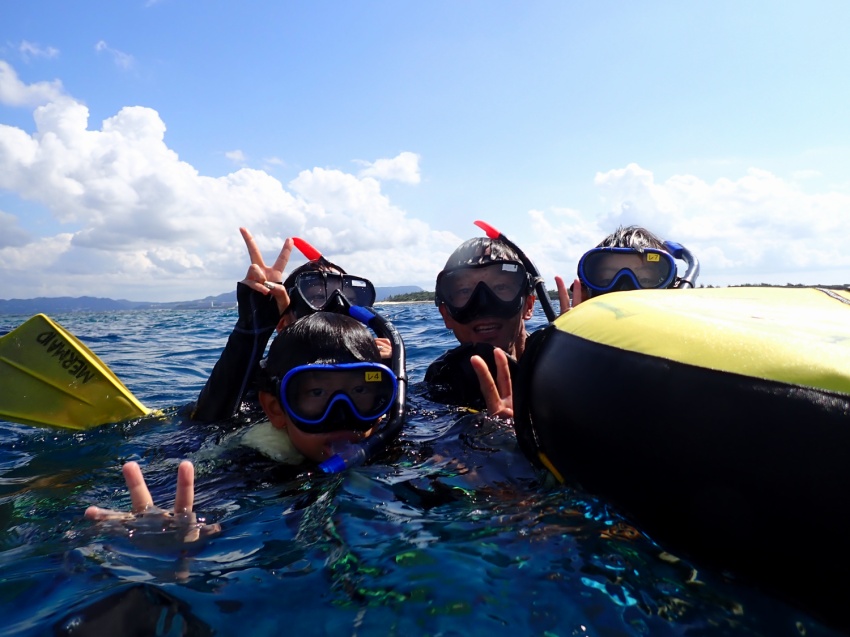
[85,309,407,529]
[190,227,391,423]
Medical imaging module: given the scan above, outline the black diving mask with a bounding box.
[288,272,376,319]
[435,260,530,324]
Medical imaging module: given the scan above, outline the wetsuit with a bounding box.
[190,283,280,422]
[424,342,518,409]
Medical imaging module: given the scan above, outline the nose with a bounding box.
[610,274,638,292]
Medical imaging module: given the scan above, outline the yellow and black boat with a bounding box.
[514,286,850,628]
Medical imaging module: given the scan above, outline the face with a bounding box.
[258,379,378,464]
[440,266,526,307]
[300,282,330,309]
[439,293,535,355]
[291,370,384,419]
[591,253,670,289]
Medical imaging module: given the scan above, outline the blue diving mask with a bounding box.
[278,362,398,434]
[578,246,679,294]
[434,260,531,324]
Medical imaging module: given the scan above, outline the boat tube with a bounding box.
[513,286,850,629]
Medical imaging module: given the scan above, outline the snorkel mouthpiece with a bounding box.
[319,440,368,473]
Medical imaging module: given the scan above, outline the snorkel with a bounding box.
[292,237,332,268]
[288,237,407,475]
[663,241,700,289]
[473,220,558,322]
[317,303,407,474]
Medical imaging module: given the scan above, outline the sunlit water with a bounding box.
[0,305,843,636]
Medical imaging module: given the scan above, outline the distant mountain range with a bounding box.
[0,286,424,315]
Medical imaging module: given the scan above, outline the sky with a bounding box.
[1,0,849,303]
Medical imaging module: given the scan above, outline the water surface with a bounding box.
[0,305,841,636]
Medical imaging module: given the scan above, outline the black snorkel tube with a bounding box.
[315,302,407,474]
[474,220,557,322]
[663,241,700,289]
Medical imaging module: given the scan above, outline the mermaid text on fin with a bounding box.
[36,331,95,384]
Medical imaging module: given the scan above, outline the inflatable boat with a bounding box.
[514,286,850,628]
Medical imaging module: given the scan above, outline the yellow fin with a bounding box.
[0,314,150,430]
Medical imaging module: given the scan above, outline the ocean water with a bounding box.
[0,304,843,636]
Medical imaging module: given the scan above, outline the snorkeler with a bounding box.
[425,221,553,407]
[472,225,700,418]
[190,227,390,423]
[86,309,408,530]
[553,225,700,312]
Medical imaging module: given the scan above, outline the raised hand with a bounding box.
[239,227,293,315]
[470,348,515,419]
[85,461,220,544]
[555,275,585,315]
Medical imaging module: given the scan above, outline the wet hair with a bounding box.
[264,312,380,380]
[441,237,522,271]
[596,226,667,251]
[582,225,673,298]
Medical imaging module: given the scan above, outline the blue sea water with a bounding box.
[0,304,843,636]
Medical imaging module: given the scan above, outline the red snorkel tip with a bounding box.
[474,220,501,240]
[292,237,323,262]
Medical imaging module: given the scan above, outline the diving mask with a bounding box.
[434,260,531,324]
[578,247,678,294]
[288,272,377,319]
[278,362,397,433]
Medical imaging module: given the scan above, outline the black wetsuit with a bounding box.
[424,342,518,409]
[190,283,280,423]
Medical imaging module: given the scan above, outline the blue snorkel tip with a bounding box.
[319,454,348,474]
[318,441,369,474]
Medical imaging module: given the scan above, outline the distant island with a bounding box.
[382,291,434,302]
[0,285,425,316]
[2,283,847,316]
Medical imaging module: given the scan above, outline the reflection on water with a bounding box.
[0,306,843,636]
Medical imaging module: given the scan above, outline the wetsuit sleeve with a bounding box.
[190,282,281,422]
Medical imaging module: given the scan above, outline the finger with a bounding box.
[555,276,570,315]
[572,278,585,307]
[200,522,222,537]
[268,283,291,315]
[493,348,513,400]
[85,506,134,521]
[122,462,154,513]
[269,237,295,275]
[173,461,195,514]
[374,337,392,359]
[240,227,267,268]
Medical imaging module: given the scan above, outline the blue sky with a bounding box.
[1,0,849,302]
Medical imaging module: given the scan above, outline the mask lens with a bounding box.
[437,261,527,309]
[280,363,397,432]
[295,273,377,311]
[580,249,674,291]
[341,276,377,306]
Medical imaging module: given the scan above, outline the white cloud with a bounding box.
[357,151,421,184]
[528,163,850,287]
[225,149,247,164]
[18,41,59,61]
[94,41,135,70]
[0,62,456,301]
[0,60,65,106]
[0,210,31,248]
